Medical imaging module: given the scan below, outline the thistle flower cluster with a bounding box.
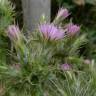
[39,8,80,40]
[7,8,80,42]
[6,8,80,71]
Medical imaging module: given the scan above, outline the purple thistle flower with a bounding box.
[56,8,69,20]
[61,64,71,71]
[7,25,20,41]
[39,23,65,40]
[65,23,80,36]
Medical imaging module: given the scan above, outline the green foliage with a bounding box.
[0,0,14,69]
[46,63,96,96]
[0,0,14,33]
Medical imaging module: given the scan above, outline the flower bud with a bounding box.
[66,23,80,36]
[60,64,71,71]
[7,25,20,41]
[56,8,69,20]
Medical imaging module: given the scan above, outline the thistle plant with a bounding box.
[0,2,96,96]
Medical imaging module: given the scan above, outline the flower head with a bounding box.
[7,25,20,41]
[61,64,71,71]
[65,23,80,36]
[39,23,65,40]
[56,8,69,20]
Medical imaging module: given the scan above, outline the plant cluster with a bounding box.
[0,0,96,96]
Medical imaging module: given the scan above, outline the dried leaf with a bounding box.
[73,0,85,5]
